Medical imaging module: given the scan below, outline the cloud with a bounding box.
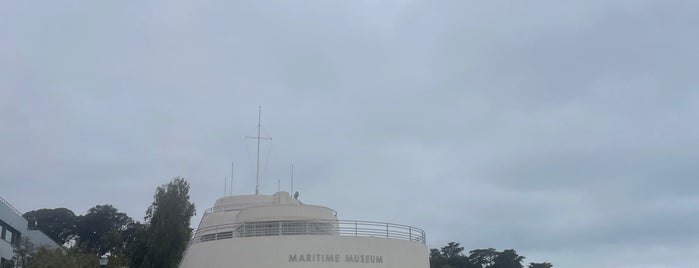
[2,1,698,267]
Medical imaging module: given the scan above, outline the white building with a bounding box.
[179,191,429,268]
[0,195,59,268]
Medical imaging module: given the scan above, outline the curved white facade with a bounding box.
[179,192,428,268]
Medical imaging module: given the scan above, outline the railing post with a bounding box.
[386,223,389,238]
[409,227,412,241]
[355,221,358,236]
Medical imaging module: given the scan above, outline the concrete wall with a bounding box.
[0,201,28,235]
[180,235,429,268]
[0,238,13,263]
[0,198,28,261]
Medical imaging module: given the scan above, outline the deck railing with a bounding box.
[189,219,426,245]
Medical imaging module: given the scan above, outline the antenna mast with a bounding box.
[231,162,235,195]
[246,106,271,195]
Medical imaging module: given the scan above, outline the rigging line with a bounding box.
[259,124,273,184]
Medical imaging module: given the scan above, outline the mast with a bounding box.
[231,162,235,195]
[256,107,261,194]
[246,106,271,195]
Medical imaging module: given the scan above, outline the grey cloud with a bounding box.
[2,1,699,267]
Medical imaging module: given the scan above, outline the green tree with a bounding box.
[431,243,551,268]
[492,249,525,268]
[138,177,196,268]
[442,242,471,268]
[441,242,464,259]
[428,242,474,268]
[468,248,499,268]
[430,248,446,268]
[13,237,35,267]
[76,204,133,255]
[124,222,149,267]
[23,208,78,245]
[28,247,97,268]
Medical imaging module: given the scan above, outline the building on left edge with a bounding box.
[1,195,59,268]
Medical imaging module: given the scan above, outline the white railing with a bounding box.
[189,220,426,245]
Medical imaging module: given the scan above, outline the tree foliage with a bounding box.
[14,237,35,267]
[135,177,196,268]
[441,242,471,268]
[430,248,445,268]
[430,243,549,268]
[492,249,525,268]
[75,204,133,255]
[123,223,149,267]
[429,242,479,268]
[441,242,465,259]
[23,208,78,245]
[28,247,97,268]
[22,205,143,265]
[468,248,498,268]
[19,178,196,267]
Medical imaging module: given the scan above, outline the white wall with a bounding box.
[0,201,28,234]
[180,235,429,268]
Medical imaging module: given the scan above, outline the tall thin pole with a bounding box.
[291,163,294,194]
[256,107,261,195]
[235,162,238,196]
[246,106,271,195]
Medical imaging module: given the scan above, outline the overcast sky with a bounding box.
[2,0,699,267]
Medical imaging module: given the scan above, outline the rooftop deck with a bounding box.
[190,219,426,245]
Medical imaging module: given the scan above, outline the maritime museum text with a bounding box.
[289,254,384,264]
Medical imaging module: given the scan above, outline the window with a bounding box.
[0,221,20,247]
[236,220,338,237]
[239,221,280,237]
[4,231,11,245]
[1,257,15,268]
[281,221,307,235]
[10,231,19,247]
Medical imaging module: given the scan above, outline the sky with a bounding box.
[2,0,699,267]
